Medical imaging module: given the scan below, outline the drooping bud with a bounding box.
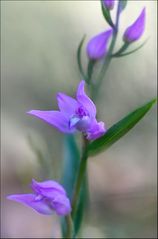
[123,8,146,43]
[86,29,113,60]
[103,0,115,10]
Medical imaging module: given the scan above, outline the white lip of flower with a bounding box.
[69,115,91,132]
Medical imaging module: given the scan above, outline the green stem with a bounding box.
[65,214,74,239]
[92,1,120,101]
[87,60,96,84]
[112,42,130,57]
[71,137,89,219]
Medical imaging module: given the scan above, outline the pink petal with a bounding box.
[27,110,75,133]
[57,92,79,115]
[7,194,53,215]
[123,8,146,43]
[103,0,115,10]
[86,29,113,60]
[87,119,106,140]
[31,179,66,198]
[51,194,71,216]
[76,81,96,117]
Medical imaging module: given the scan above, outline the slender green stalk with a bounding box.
[87,60,96,84]
[65,214,74,239]
[92,1,121,101]
[71,137,88,219]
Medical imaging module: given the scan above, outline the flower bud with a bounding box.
[123,8,146,43]
[86,29,113,60]
[103,0,115,10]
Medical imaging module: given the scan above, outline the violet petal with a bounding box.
[27,110,74,133]
[7,194,53,215]
[51,194,71,216]
[31,179,66,198]
[87,120,106,140]
[76,80,96,118]
[86,29,113,60]
[103,0,115,10]
[123,8,146,43]
[57,92,79,115]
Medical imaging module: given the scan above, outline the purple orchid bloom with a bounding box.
[86,29,113,60]
[7,179,71,216]
[103,0,115,10]
[123,8,146,43]
[28,81,106,140]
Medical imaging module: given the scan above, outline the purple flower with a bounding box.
[28,81,106,140]
[86,29,113,60]
[103,0,115,10]
[7,179,71,216]
[123,8,146,43]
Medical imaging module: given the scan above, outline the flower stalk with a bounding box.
[65,214,74,239]
[93,1,120,100]
[71,137,89,220]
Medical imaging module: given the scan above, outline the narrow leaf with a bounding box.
[60,135,89,236]
[101,1,115,29]
[113,39,148,57]
[87,60,96,84]
[74,174,89,236]
[112,42,130,56]
[60,135,80,237]
[88,99,156,156]
[77,35,87,81]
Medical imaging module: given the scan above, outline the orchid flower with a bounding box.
[28,81,106,140]
[7,179,71,216]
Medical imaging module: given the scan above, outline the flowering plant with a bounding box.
[7,1,156,238]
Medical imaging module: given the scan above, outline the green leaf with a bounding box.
[101,1,115,28]
[77,35,87,81]
[86,60,96,84]
[74,173,89,236]
[119,0,128,12]
[88,99,156,156]
[112,42,130,56]
[113,39,148,58]
[60,135,80,237]
[60,135,89,236]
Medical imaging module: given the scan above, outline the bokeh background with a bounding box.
[1,0,157,238]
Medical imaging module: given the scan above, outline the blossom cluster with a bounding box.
[87,1,146,60]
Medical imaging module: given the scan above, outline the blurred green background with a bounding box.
[1,1,157,238]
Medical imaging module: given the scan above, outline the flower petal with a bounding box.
[87,119,106,140]
[57,93,79,115]
[51,194,71,216]
[123,8,146,43]
[7,194,53,215]
[86,29,113,60]
[27,110,75,133]
[76,81,96,117]
[103,0,115,10]
[31,179,66,198]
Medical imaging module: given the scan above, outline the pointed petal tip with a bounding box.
[26,110,35,115]
[86,28,113,60]
[123,7,146,43]
[6,195,14,200]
